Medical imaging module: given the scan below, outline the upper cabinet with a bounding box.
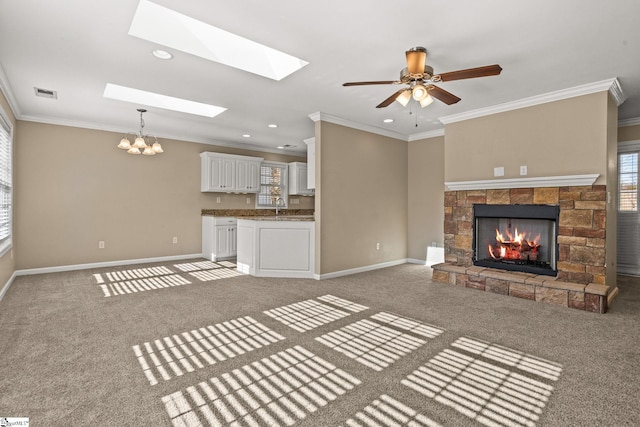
[288,162,314,196]
[200,152,264,193]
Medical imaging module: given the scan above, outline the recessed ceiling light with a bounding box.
[103,83,226,118]
[268,124,278,128]
[277,144,295,149]
[152,49,173,59]
[129,0,309,81]
[383,118,394,123]
[242,134,251,138]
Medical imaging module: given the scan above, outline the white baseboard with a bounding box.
[317,259,411,280]
[15,253,203,277]
[407,258,427,265]
[0,270,18,302]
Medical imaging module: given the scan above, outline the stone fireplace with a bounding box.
[432,182,614,313]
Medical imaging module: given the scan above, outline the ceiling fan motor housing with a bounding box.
[400,65,434,83]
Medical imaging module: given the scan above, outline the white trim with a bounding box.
[15,253,203,276]
[445,174,600,191]
[408,129,444,141]
[309,112,409,141]
[0,64,21,118]
[619,117,640,127]
[316,259,408,280]
[0,270,17,303]
[440,78,624,125]
[407,258,427,265]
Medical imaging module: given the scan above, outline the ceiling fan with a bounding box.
[343,47,502,108]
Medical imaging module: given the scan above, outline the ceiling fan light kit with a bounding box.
[343,46,502,109]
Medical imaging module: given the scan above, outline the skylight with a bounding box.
[129,0,309,81]
[103,83,227,118]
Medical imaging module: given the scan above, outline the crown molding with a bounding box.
[408,128,445,141]
[308,112,409,141]
[440,78,624,125]
[445,174,600,191]
[17,114,307,156]
[619,117,640,127]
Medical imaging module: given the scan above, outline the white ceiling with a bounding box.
[1,0,639,155]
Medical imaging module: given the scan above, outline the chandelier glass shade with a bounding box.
[117,108,163,155]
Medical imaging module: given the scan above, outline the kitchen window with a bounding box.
[256,162,288,209]
[0,108,12,256]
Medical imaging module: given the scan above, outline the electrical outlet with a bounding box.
[216,196,221,203]
[246,197,251,204]
[494,166,505,177]
[520,165,528,176]
[172,236,178,244]
[98,241,105,249]
[376,242,380,250]
[291,198,299,205]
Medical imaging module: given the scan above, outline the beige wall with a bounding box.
[618,123,640,142]
[444,92,609,184]
[14,121,308,270]
[0,89,16,288]
[407,136,444,260]
[316,121,407,274]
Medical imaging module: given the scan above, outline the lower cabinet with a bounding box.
[202,216,237,261]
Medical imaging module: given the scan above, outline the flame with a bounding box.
[488,227,541,261]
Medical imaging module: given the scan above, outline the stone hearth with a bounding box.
[431,185,615,313]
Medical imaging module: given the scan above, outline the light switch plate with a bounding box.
[494,166,505,177]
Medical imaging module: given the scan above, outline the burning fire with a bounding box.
[488,228,541,261]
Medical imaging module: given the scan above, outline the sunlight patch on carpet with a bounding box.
[133,316,285,385]
[402,347,559,427]
[189,268,244,282]
[98,274,190,297]
[161,346,361,426]
[341,394,443,427]
[451,337,563,381]
[173,261,225,272]
[316,316,440,372]
[263,297,365,332]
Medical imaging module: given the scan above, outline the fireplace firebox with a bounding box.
[473,204,559,276]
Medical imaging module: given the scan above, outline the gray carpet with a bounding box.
[1,260,639,426]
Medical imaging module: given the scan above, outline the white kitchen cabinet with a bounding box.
[236,158,261,192]
[202,216,237,261]
[237,218,315,278]
[200,152,263,193]
[288,162,314,196]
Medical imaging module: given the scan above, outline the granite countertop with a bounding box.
[202,209,314,220]
[236,215,314,222]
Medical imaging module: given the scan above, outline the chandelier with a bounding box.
[117,108,163,155]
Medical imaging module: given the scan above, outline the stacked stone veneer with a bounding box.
[432,185,611,313]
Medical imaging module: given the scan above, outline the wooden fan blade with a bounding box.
[406,48,427,75]
[437,64,502,82]
[376,89,407,108]
[428,85,461,105]
[343,80,399,86]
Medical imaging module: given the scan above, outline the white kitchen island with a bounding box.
[236,217,315,278]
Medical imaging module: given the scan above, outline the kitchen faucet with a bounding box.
[275,197,284,216]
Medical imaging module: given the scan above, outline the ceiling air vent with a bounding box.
[34,87,58,99]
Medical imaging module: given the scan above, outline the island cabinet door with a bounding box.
[215,225,236,258]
